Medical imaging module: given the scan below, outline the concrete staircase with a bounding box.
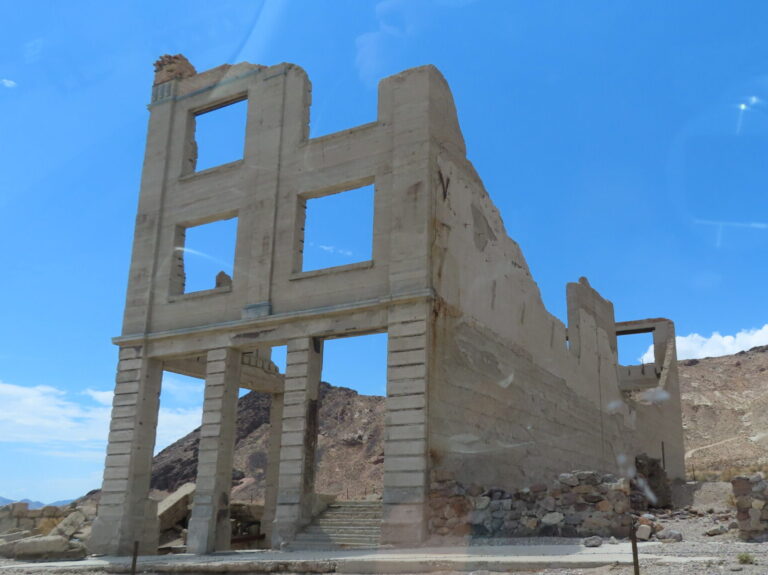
[289,500,382,550]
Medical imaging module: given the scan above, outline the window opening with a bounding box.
[298,184,374,272]
[191,99,248,172]
[617,331,655,366]
[173,216,237,294]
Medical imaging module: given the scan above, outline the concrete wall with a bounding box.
[426,98,683,489]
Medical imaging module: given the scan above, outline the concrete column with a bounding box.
[381,303,431,545]
[261,391,284,544]
[271,337,322,547]
[88,346,161,556]
[187,348,242,553]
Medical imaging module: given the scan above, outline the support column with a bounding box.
[88,346,161,556]
[261,391,284,544]
[187,348,242,553]
[381,303,431,545]
[271,337,322,547]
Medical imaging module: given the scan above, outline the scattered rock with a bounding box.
[582,535,602,547]
[50,510,85,539]
[656,528,683,542]
[636,524,652,540]
[706,524,728,536]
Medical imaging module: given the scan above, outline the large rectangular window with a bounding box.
[171,216,238,295]
[296,183,374,273]
[188,99,248,173]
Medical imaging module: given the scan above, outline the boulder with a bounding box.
[635,524,652,540]
[706,525,727,536]
[50,510,85,538]
[13,535,67,557]
[0,530,31,543]
[12,535,86,561]
[583,535,602,547]
[157,482,195,531]
[0,539,17,558]
[656,528,683,542]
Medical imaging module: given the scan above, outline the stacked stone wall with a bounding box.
[732,473,768,541]
[0,503,68,535]
[429,470,657,539]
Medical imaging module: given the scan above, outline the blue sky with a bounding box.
[1,0,767,502]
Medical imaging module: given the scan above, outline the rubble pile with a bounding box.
[0,502,94,561]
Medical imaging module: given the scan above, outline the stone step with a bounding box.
[288,542,378,550]
[291,499,383,550]
[323,510,383,517]
[309,519,381,526]
[293,535,379,546]
[304,527,381,535]
[316,523,379,528]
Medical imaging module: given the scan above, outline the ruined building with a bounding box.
[89,56,685,555]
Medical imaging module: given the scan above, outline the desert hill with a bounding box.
[149,346,768,499]
[151,382,385,502]
[679,344,768,476]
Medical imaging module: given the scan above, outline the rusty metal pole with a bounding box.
[130,541,139,575]
[629,517,640,575]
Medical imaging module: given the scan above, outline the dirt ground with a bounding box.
[1,500,766,575]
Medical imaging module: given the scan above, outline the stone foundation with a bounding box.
[428,470,660,539]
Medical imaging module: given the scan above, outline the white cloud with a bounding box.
[317,244,353,257]
[640,323,768,363]
[83,388,113,406]
[0,381,201,454]
[1,79,17,88]
[0,381,110,444]
[155,407,202,453]
[161,374,204,405]
[354,0,412,88]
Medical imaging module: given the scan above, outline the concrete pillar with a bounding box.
[381,303,431,545]
[271,337,322,547]
[88,346,161,556]
[261,391,284,544]
[187,348,242,553]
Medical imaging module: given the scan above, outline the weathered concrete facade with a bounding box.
[90,56,684,555]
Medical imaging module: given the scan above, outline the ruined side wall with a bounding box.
[430,312,633,491]
[428,142,639,490]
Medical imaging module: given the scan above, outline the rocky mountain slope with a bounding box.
[151,382,385,502]
[679,345,768,476]
[149,346,768,499]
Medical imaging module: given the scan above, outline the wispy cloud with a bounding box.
[0,380,201,454]
[314,243,353,257]
[161,374,205,406]
[174,246,233,272]
[1,79,17,88]
[24,38,44,64]
[694,218,768,248]
[640,324,768,362]
[83,388,113,406]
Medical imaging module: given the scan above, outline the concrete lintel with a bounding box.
[113,289,434,348]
